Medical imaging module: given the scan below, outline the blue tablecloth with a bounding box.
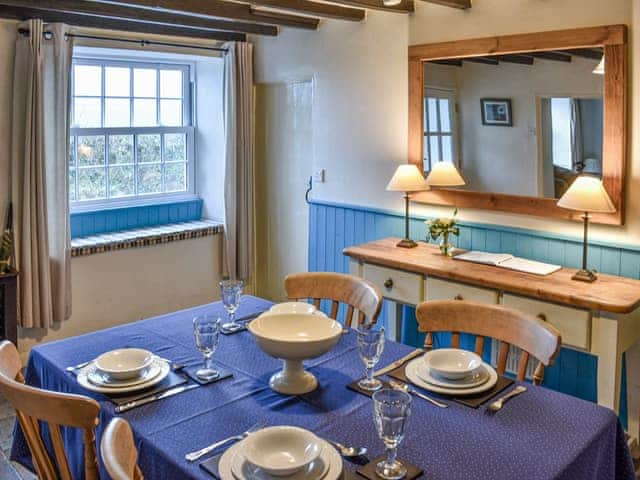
[11,296,634,479]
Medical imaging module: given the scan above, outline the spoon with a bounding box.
[389,380,448,408]
[327,439,368,458]
[487,385,527,412]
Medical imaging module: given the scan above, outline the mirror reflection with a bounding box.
[423,48,604,198]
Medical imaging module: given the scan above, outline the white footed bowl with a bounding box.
[248,312,342,394]
[423,348,482,380]
[268,302,317,315]
[94,348,154,380]
[243,426,322,477]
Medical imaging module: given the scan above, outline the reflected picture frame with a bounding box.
[480,98,512,126]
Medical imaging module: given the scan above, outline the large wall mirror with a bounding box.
[408,25,627,225]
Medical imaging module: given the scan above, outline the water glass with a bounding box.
[356,326,385,391]
[193,314,221,381]
[220,279,243,331]
[373,389,412,480]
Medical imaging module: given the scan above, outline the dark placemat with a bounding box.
[107,370,189,406]
[387,364,514,409]
[356,455,423,479]
[347,379,392,398]
[184,364,233,385]
[220,313,261,335]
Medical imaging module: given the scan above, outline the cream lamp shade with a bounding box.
[386,165,429,192]
[593,56,605,75]
[557,176,615,213]
[426,162,466,187]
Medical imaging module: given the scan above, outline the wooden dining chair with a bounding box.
[415,300,562,385]
[0,340,101,480]
[101,418,144,480]
[284,272,383,327]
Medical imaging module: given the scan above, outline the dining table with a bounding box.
[10,295,635,479]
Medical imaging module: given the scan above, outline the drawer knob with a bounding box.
[383,278,394,290]
[454,294,464,301]
[537,313,547,322]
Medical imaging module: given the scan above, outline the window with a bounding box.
[69,58,194,209]
[424,88,458,172]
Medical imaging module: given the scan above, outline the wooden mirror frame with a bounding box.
[408,25,627,225]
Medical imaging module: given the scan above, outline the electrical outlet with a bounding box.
[313,169,325,183]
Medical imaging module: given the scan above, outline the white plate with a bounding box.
[415,362,490,389]
[220,437,342,480]
[77,358,170,394]
[406,358,497,396]
[87,362,161,388]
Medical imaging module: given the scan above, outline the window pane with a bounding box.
[77,136,105,166]
[105,67,130,97]
[428,98,439,133]
[423,135,430,168]
[134,69,157,97]
[429,136,440,163]
[439,98,451,132]
[105,98,130,127]
[69,169,76,202]
[160,70,183,98]
[137,135,161,163]
[69,136,75,166]
[74,65,101,96]
[442,135,453,163]
[137,164,162,194]
[160,99,182,126]
[78,167,106,200]
[133,99,157,127]
[165,163,186,192]
[109,135,134,165]
[73,98,101,128]
[109,166,135,198]
[164,134,186,162]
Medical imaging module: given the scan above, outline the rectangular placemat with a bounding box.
[347,379,392,398]
[356,455,423,479]
[184,365,233,385]
[220,313,261,335]
[107,371,189,406]
[387,365,514,409]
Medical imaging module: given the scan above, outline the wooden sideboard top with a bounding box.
[343,237,640,314]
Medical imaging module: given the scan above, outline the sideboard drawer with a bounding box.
[501,294,591,350]
[363,264,423,305]
[425,277,499,304]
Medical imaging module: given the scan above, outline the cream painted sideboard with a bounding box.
[344,237,640,441]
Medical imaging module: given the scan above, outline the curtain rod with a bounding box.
[17,28,228,53]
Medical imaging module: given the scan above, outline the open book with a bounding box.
[453,251,561,276]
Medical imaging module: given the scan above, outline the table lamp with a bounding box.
[426,161,466,187]
[386,164,429,248]
[557,175,616,282]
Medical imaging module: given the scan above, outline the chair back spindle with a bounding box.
[101,418,144,480]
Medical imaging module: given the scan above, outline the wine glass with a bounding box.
[193,314,221,381]
[373,389,412,480]
[220,279,244,332]
[356,326,385,391]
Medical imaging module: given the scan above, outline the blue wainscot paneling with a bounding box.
[308,199,640,423]
[70,199,203,239]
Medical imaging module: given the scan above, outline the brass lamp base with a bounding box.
[396,238,418,249]
[572,269,598,283]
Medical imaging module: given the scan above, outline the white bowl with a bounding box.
[243,426,322,477]
[423,348,482,380]
[248,313,342,394]
[268,302,317,315]
[94,348,154,380]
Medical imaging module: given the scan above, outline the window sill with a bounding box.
[70,219,223,258]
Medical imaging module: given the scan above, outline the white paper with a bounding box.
[454,251,514,266]
[454,251,561,276]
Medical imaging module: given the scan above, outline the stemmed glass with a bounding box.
[220,279,244,332]
[356,326,385,391]
[193,314,221,381]
[373,389,412,480]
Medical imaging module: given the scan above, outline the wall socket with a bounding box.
[313,169,325,183]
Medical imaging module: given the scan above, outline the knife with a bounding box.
[374,349,425,377]
[115,383,200,413]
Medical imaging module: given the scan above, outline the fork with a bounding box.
[185,421,265,462]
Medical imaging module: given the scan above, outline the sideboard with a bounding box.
[344,237,640,441]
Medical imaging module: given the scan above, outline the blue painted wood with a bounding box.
[70,199,203,238]
[307,200,640,425]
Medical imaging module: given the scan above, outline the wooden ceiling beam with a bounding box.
[464,57,498,65]
[529,51,572,62]
[496,54,534,65]
[429,59,462,66]
[0,0,278,35]
[421,0,470,9]
[0,4,246,41]
[96,0,320,30]
[324,0,414,13]
[557,48,603,60]
[242,0,364,21]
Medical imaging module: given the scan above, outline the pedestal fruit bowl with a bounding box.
[248,312,342,394]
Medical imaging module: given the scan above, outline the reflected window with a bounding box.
[423,88,458,172]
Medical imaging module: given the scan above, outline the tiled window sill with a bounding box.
[70,219,223,258]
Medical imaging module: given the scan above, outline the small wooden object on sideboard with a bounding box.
[0,268,18,346]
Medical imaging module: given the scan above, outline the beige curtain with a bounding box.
[10,20,73,328]
[223,42,255,281]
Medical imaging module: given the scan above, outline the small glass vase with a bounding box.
[439,232,453,257]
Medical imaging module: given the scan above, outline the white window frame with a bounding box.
[423,87,459,172]
[69,56,196,213]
